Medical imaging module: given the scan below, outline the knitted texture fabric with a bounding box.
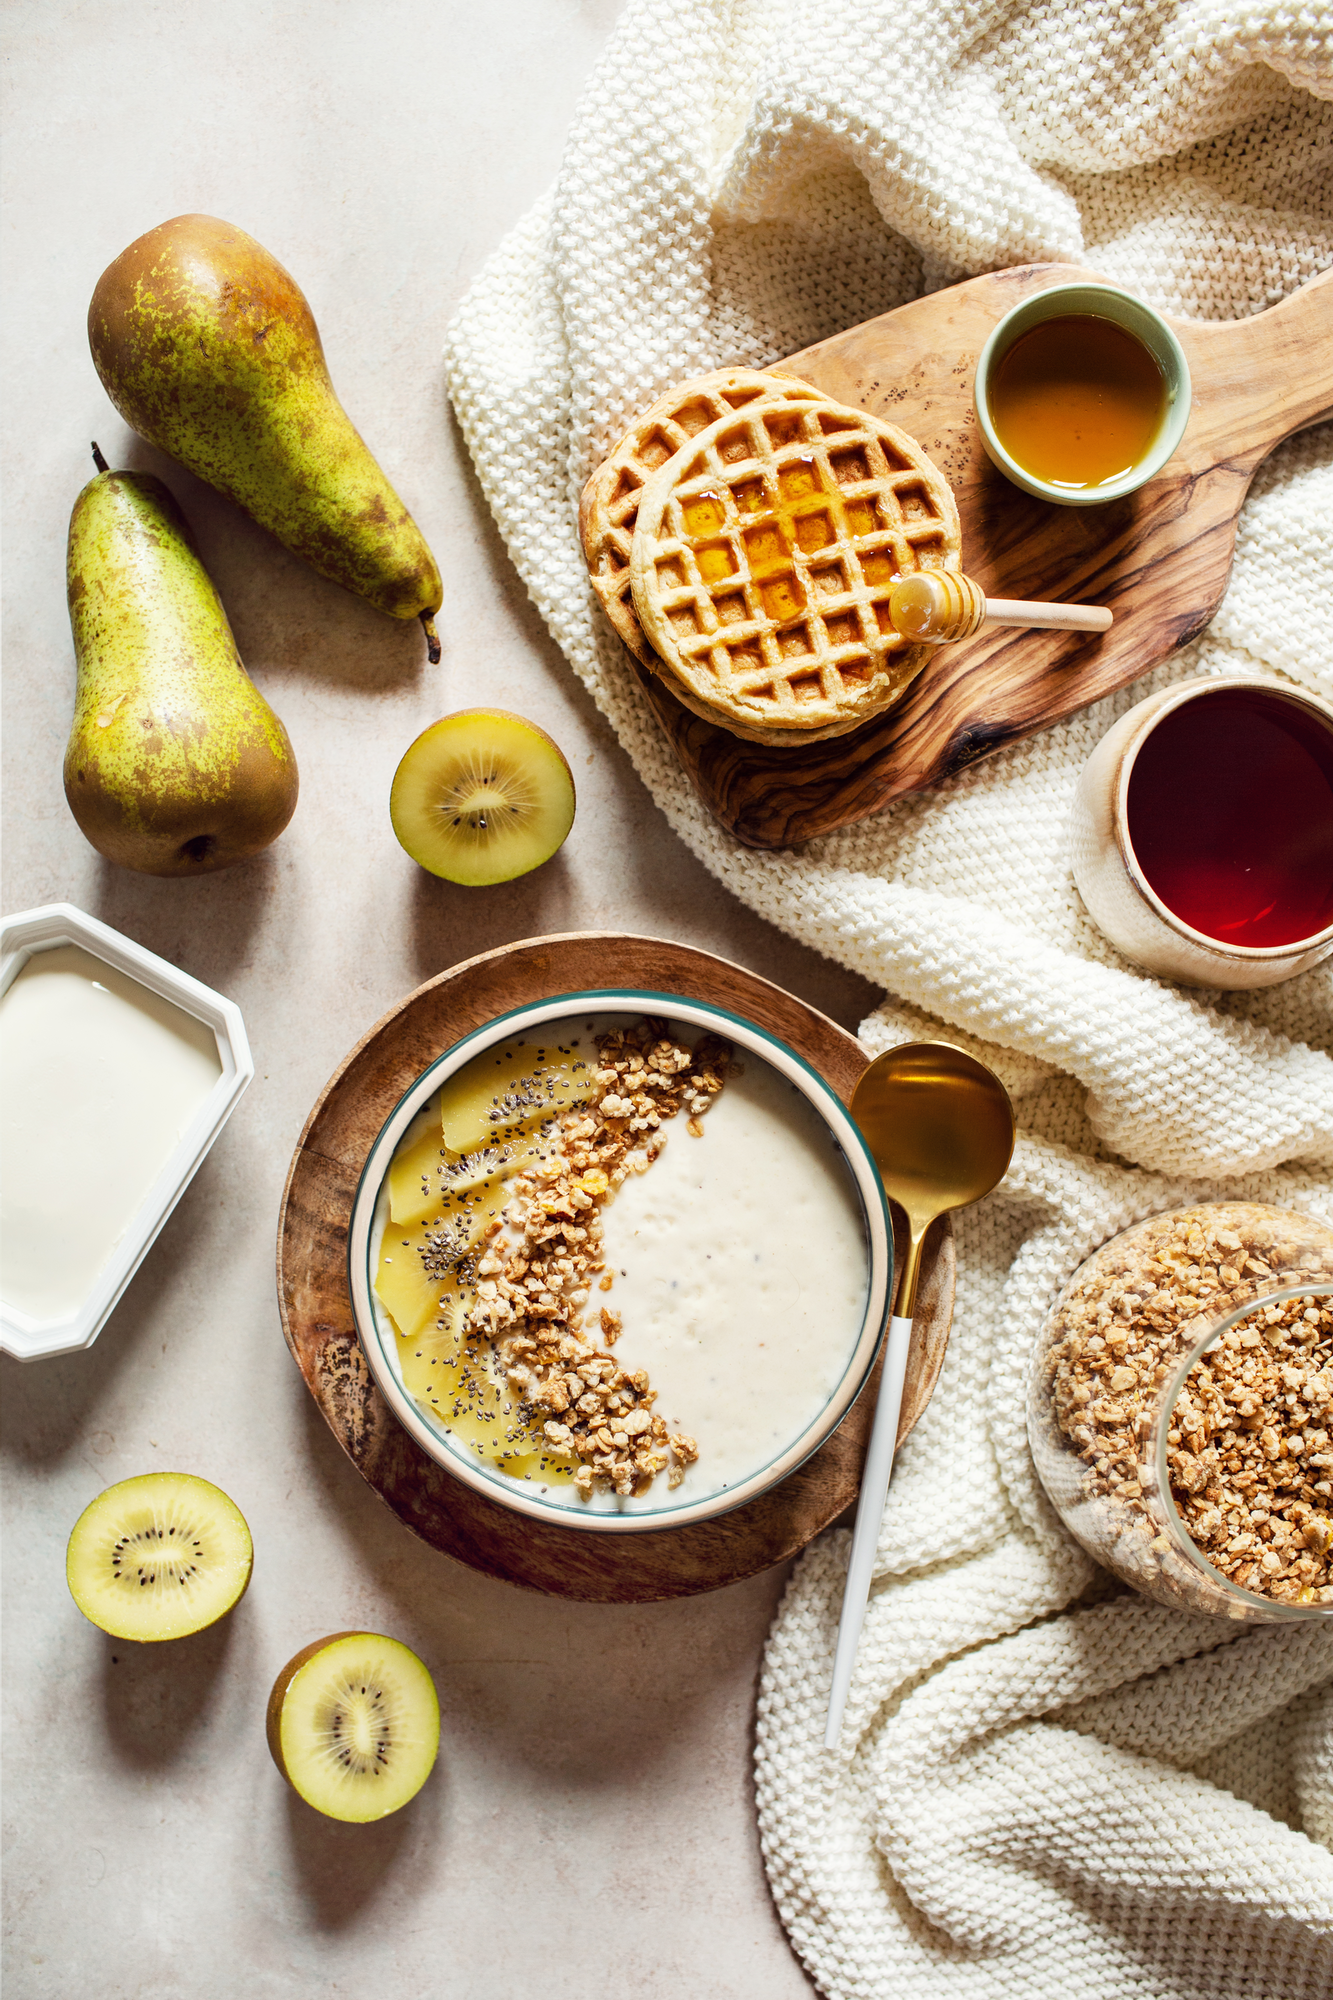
[443,2,1333,1992]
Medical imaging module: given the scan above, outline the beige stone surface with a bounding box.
[0,6,878,1994]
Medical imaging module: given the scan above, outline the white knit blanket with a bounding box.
[444,4,1333,1992]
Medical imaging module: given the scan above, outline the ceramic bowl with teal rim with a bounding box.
[346,990,892,1533]
[973,281,1192,506]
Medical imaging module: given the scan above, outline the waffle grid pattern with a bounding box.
[579,371,822,666]
[629,400,960,733]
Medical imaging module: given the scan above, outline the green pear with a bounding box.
[65,447,299,876]
[88,214,443,660]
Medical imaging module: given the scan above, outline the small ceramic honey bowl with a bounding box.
[974,282,1191,506]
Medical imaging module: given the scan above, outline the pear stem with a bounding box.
[421,612,442,665]
[91,442,109,474]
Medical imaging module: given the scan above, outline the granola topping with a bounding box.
[458,1021,729,1498]
[379,1020,731,1500]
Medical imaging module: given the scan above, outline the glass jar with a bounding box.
[1028,1202,1333,1622]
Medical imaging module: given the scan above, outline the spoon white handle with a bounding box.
[823,1311,914,1749]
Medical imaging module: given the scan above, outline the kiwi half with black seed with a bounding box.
[266,1631,440,1821]
[389,708,575,885]
[66,1471,253,1642]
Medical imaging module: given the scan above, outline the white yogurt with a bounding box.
[0,944,222,1321]
[601,1055,868,1502]
[371,1014,870,1514]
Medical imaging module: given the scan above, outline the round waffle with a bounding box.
[628,398,962,741]
[579,370,824,670]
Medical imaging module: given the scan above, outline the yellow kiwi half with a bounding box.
[266,1631,440,1822]
[389,708,575,886]
[66,1471,253,1642]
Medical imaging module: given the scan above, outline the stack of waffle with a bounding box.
[579,369,962,745]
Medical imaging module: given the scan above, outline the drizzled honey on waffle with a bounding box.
[579,370,822,671]
[628,399,960,739]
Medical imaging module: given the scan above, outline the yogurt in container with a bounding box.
[0,905,252,1359]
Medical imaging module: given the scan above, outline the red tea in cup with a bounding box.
[1125,685,1333,949]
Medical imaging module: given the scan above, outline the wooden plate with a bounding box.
[626,262,1333,848]
[277,933,955,1602]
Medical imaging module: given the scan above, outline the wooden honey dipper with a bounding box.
[888,571,1112,644]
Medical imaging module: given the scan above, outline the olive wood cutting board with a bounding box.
[277,932,954,1603]
[623,262,1333,848]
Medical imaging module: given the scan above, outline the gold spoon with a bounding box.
[824,1042,1015,1749]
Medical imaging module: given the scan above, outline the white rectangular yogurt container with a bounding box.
[0,903,253,1360]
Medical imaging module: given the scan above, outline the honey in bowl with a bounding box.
[1126,687,1333,949]
[989,314,1167,490]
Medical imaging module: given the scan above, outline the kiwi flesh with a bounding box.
[389,708,575,886]
[267,1630,440,1822]
[66,1471,253,1642]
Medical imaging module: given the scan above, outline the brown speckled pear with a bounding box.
[64,449,299,876]
[88,215,442,660]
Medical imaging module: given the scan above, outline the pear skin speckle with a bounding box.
[88,214,442,627]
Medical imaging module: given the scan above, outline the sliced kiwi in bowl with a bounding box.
[267,1631,440,1822]
[66,1471,253,1642]
[389,708,575,885]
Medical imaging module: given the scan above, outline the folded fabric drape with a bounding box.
[445,3,1333,1990]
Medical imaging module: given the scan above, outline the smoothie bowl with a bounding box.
[346,992,892,1532]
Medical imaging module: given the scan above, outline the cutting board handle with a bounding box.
[639,264,1333,847]
[1174,267,1333,467]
